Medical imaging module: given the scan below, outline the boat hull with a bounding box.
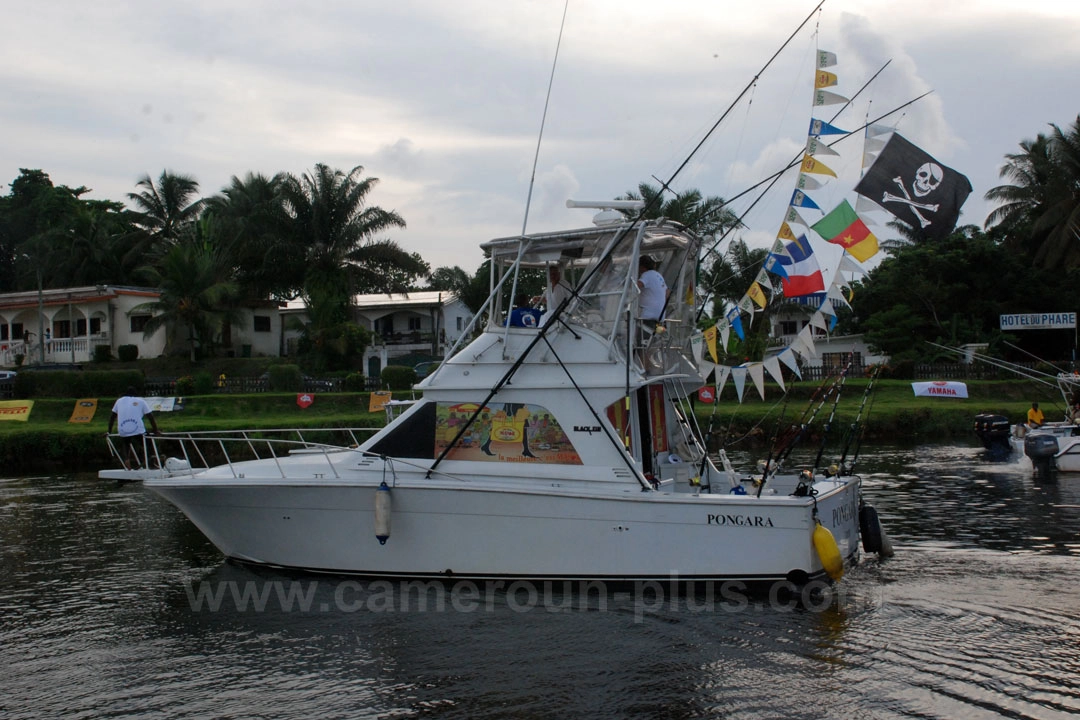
[146,476,861,582]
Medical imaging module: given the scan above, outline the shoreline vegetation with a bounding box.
[0,378,1061,475]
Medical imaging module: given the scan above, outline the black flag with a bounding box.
[854,133,972,239]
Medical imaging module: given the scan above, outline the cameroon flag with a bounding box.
[812,200,879,262]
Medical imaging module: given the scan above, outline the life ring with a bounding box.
[859,503,883,554]
[812,521,844,580]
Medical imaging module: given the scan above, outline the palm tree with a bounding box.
[203,172,297,300]
[985,115,1080,268]
[126,170,204,265]
[279,163,426,311]
[131,230,240,362]
[616,183,742,239]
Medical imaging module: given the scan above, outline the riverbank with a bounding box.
[0,379,1062,474]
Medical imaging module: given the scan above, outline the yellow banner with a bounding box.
[368,391,393,413]
[703,325,718,363]
[69,398,98,423]
[747,282,767,308]
[0,400,33,422]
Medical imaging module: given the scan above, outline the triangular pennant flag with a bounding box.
[809,117,846,136]
[738,294,755,315]
[816,50,837,68]
[838,254,867,277]
[790,189,821,211]
[805,136,840,158]
[815,69,838,89]
[861,151,879,167]
[747,282,767,309]
[809,310,829,333]
[719,320,731,351]
[731,366,748,403]
[703,325,719,363]
[789,332,808,359]
[698,358,716,383]
[866,123,894,137]
[855,194,886,215]
[691,331,704,365]
[863,136,886,153]
[765,253,789,279]
[754,268,773,292]
[779,347,802,379]
[818,295,837,317]
[785,205,815,227]
[796,173,823,191]
[800,154,837,178]
[748,363,767,400]
[725,306,744,341]
[763,355,785,392]
[813,89,848,106]
[829,314,839,332]
[827,284,851,309]
[798,324,817,357]
[777,221,798,241]
[716,364,732,398]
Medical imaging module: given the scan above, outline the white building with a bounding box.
[0,285,166,366]
[768,293,886,371]
[281,291,474,376]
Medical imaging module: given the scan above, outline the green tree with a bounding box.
[985,115,1080,269]
[126,170,204,266]
[427,265,471,295]
[131,234,240,362]
[617,182,742,239]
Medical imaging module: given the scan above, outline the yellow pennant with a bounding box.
[777,222,797,241]
[685,281,695,305]
[747,282,767,309]
[815,70,838,89]
[703,325,719,363]
[800,154,837,177]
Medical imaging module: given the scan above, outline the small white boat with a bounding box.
[134,211,879,584]
[1013,374,1080,476]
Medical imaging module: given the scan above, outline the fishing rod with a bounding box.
[427,3,827,481]
[811,354,854,475]
[756,367,842,496]
[838,363,880,475]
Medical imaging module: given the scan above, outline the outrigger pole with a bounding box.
[427,2,828,482]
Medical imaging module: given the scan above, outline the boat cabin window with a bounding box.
[368,401,437,459]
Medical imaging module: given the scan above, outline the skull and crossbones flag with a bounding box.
[854,133,972,239]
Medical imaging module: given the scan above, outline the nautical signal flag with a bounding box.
[812,200,880,263]
[776,236,825,298]
[800,154,836,178]
[853,133,972,239]
[809,118,846,137]
[815,70,838,89]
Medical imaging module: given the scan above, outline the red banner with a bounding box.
[297,393,314,408]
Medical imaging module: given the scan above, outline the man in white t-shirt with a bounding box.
[107,386,160,470]
[637,256,668,321]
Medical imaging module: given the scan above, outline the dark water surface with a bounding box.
[2,444,1079,719]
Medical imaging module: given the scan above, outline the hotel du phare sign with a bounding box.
[999,312,1076,330]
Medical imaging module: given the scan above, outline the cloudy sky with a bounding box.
[3,0,1078,277]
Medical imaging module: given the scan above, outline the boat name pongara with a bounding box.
[707,514,775,528]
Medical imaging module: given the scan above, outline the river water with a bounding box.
[2,444,1079,719]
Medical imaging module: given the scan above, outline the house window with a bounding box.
[408,317,422,331]
[130,314,151,333]
[90,318,102,334]
[779,320,798,336]
[76,318,87,336]
[456,316,464,331]
[254,315,271,332]
[822,352,861,370]
[0,326,7,341]
[11,323,23,341]
[54,320,71,338]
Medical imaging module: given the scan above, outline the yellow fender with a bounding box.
[813,521,844,580]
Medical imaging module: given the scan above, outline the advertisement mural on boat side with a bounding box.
[436,402,582,464]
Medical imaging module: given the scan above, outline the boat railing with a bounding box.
[105,427,382,479]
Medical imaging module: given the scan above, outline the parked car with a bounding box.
[414,361,442,379]
[0,370,16,381]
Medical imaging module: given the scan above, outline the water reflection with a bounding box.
[1,445,1079,719]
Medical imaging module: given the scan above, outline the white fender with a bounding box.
[374,481,392,545]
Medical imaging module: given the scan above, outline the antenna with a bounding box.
[519,1,569,237]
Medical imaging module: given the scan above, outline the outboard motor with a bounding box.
[973,413,1012,455]
[1024,433,1059,480]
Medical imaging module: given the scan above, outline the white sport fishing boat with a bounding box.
[1014,373,1080,476]
[138,208,880,584]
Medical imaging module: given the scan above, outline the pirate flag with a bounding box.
[854,133,972,239]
